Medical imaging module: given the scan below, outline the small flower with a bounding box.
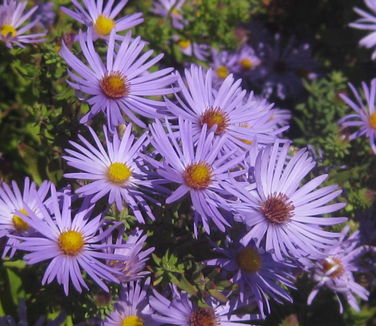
[174,35,209,61]
[107,227,154,283]
[103,279,157,326]
[150,287,259,326]
[210,48,234,85]
[0,0,46,47]
[207,238,294,317]
[61,0,143,40]
[230,141,347,261]
[231,44,261,76]
[15,185,127,295]
[147,118,245,234]
[308,226,374,312]
[251,34,317,100]
[165,65,283,149]
[60,30,176,128]
[350,0,376,59]
[63,124,156,223]
[339,79,376,153]
[0,177,50,258]
[152,0,186,29]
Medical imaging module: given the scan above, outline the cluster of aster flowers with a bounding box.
[1,0,376,325]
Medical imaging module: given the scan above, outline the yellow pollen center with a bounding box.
[322,257,344,278]
[189,308,217,326]
[108,162,132,184]
[184,161,213,190]
[239,58,253,71]
[12,209,29,232]
[100,71,128,99]
[200,108,229,135]
[216,65,229,79]
[171,8,180,17]
[237,247,261,272]
[58,230,84,256]
[178,40,191,49]
[0,24,16,38]
[369,112,376,129]
[94,15,115,36]
[122,316,144,326]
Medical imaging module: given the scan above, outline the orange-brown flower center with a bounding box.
[199,108,229,135]
[237,247,261,272]
[183,161,213,190]
[260,193,294,224]
[321,257,344,278]
[369,112,376,130]
[189,308,217,326]
[100,71,128,99]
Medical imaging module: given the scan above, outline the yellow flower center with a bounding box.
[0,24,16,38]
[178,40,191,49]
[369,112,376,129]
[189,308,217,326]
[215,65,229,79]
[237,247,261,272]
[94,15,115,36]
[321,257,344,279]
[100,71,128,99]
[184,161,213,190]
[58,230,84,256]
[108,162,132,184]
[122,316,144,326]
[171,8,181,17]
[239,58,253,71]
[200,107,229,135]
[12,209,30,232]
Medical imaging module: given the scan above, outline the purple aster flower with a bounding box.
[307,226,374,312]
[207,238,294,317]
[60,30,176,128]
[15,184,127,295]
[0,298,66,326]
[61,0,143,40]
[231,44,261,76]
[150,287,260,326]
[0,0,46,47]
[148,118,245,234]
[106,227,154,283]
[210,48,234,86]
[349,0,376,59]
[63,124,156,223]
[0,177,50,258]
[103,279,158,326]
[339,79,376,153]
[165,65,284,149]
[173,35,209,61]
[230,141,347,261]
[251,34,318,100]
[152,0,186,29]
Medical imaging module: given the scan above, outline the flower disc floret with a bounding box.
[122,316,143,326]
[260,193,294,224]
[0,24,16,37]
[108,162,132,184]
[239,58,253,71]
[189,308,217,326]
[215,66,229,79]
[184,162,213,190]
[100,72,128,99]
[94,15,115,36]
[200,108,229,135]
[237,247,261,272]
[321,257,344,279]
[58,230,85,256]
[12,209,29,232]
[369,112,376,129]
